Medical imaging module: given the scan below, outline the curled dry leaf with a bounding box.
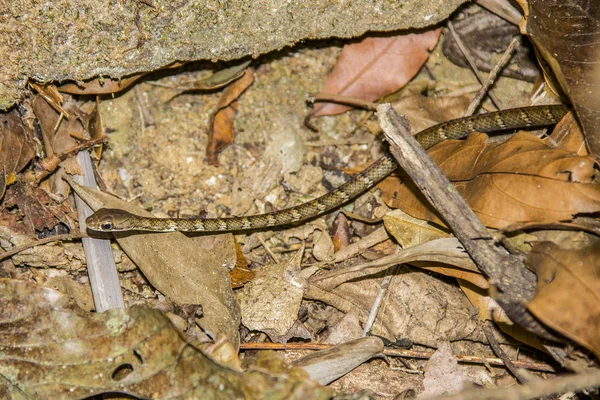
[236,249,307,342]
[291,336,384,385]
[191,60,252,90]
[521,0,600,154]
[382,131,600,229]
[312,30,441,116]
[527,240,600,359]
[57,74,145,95]
[207,68,254,165]
[2,182,68,236]
[0,108,35,197]
[0,279,332,399]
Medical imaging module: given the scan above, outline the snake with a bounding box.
[86,104,568,233]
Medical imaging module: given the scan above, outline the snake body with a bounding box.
[86,105,568,233]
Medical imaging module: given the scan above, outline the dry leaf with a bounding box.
[3,182,63,235]
[420,342,466,398]
[192,60,251,90]
[459,280,546,353]
[292,337,384,385]
[72,183,241,349]
[443,8,539,82]
[383,209,449,249]
[521,0,600,154]
[0,108,35,197]
[0,279,332,399]
[527,240,600,359]
[382,131,600,229]
[57,74,145,95]
[207,101,237,165]
[312,30,441,116]
[207,68,254,165]
[236,249,307,342]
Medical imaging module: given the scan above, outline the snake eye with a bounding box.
[101,222,113,231]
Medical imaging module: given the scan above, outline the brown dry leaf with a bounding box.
[57,74,145,95]
[0,108,35,197]
[382,210,488,288]
[2,182,63,236]
[459,280,547,353]
[521,0,600,154]
[0,279,332,399]
[383,131,600,229]
[527,240,600,359]
[236,249,307,342]
[207,68,254,165]
[29,82,68,116]
[312,30,441,116]
[391,93,472,133]
[192,60,252,90]
[72,183,242,350]
[207,101,238,166]
[549,109,588,156]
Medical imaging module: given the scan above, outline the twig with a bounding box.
[239,343,556,373]
[482,320,526,383]
[376,104,556,341]
[447,21,502,109]
[422,368,600,400]
[332,226,390,263]
[135,85,155,128]
[465,37,519,116]
[362,268,395,336]
[255,233,281,263]
[309,93,378,111]
[0,232,88,261]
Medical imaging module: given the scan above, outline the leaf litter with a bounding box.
[1,1,600,398]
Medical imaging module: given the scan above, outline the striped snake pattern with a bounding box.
[86,105,568,232]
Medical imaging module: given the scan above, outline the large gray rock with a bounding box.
[0,0,467,109]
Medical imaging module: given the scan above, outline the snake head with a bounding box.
[86,208,133,232]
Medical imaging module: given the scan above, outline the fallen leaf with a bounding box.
[207,68,254,165]
[383,131,600,229]
[383,209,449,249]
[192,60,252,90]
[207,101,237,165]
[459,280,546,353]
[292,336,384,385]
[71,182,242,350]
[527,240,600,359]
[312,30,441,116]
[332,213,351,252]
[236,248,307,342]
[443,8,539,82]
[312,229,334,262]
[420,342,466,398]
[57,74,145,95]
[521,0,600,154]
[0,278,332,399]
[0,108,35,197]
[3,182,64,235]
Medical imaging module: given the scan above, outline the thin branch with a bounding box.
[465,37,519,116]
[239,342,556,373]
[0,232,88,261]
[447,21,502,109]
[309,93,378,111]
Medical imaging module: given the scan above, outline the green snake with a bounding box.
[86,104,568,233]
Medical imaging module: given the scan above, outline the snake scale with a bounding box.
[86,104,568,233]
